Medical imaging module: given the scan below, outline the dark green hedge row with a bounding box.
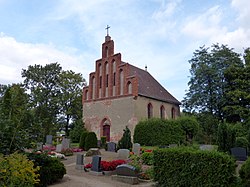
[133,118,185,146]
[153,148,238,187]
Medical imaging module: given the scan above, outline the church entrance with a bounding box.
[102,119,110,142]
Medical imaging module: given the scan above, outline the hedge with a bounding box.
[84,132,98,151]
[153,148,238,186]
[133,118,184,146]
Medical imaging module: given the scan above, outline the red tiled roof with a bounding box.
[128,64,181,105]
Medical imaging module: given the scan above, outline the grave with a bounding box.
[85,148,101,156]
[90,155,103,175]
[132,143,140,155]
[46,135,53,145]
[56,144,62,152]
[36,142,43,150]
[112,164,139,185]
[62,138,70,150]
[230,147,248,161]
[75,154,84,170]
[107,142,117,152]
[117,149,130,159]
[199,144,214,151]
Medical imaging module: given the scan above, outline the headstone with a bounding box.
[230,147,248,161]
[91,155,102,172]
[97,140,101,148]
[132,143,140,155]
[46,135,53,145]
[36,142,43,150]
[199,144,214,151]
[62,138,70,150]
[56,144,62,152]
[169,144,177,148]
[116,164,138,177]
[117,149,130,160]
[75,154,84,170]
[85,148,101,156]
[107,142,117,152]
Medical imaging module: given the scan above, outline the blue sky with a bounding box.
[0,0,249,102]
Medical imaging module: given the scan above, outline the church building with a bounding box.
[82,31,181,142]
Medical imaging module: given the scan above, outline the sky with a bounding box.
[0,0,250,102]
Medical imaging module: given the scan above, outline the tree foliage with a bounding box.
[118,126,132,150]
[183,44,245,122]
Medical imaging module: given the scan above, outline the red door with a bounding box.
[103,125,110,142]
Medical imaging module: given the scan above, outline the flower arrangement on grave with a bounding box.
[61,148,74,156]
[84,159,126,171]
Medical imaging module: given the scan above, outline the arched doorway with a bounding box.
[102,119,111,142]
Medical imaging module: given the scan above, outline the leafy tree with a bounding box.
[0,84,33,154]
[58,70,86,136]
[223,48,250,123]
[69,121,86,143]
[183,44,243,121]
[217,123,236,152]
[22,63,62,140]
[118,126,132,150]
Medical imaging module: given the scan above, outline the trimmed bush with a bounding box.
[217,123,236,152]
[141,152,153,165]
[79,131,89,150]
[84,132,98,151]
[27,152,66,187]
[0,153,40,187]
[239,157,250,186]
[117,126,132,150]
[153,148,238,186]
[133,118,184,146]
[235,137,249,148]
[101,136,107,149]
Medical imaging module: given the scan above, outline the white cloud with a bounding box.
[0,34,87,84]
[231,0,250,28]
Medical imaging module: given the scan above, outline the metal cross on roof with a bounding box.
[105,25,110,36]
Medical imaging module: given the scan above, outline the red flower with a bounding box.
[145,149,152,153]
[84,160,126,171]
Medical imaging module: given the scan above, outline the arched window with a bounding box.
[112,61,116,96]
[160,105,165,119]
[127,81,132,94]
[92,77,95,99]
[85,90,89,100]
[147,103,153,119]
[105,62,109,87]
[105,46,108,58]
[171,107,176,119]
[99,64,102,98]
[119,69,124,95]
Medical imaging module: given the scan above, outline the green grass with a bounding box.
[71,143,79,147]
[141,146,158,150]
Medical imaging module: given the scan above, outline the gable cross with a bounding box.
[105,25,110,36]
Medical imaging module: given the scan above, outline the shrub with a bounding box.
[128,154,142,173]
[27,152,66,186]
[69,121,86,143]
[235,137,249,148]
[239,157,250,186]
[217,123,236,152]
[141,152,153,165]
[153,148,238,186]
[118,126,132,150]
[79,131,89,150]
[133,118,184,146]
[85,132,98,151]
[101,136,107,149]
[0,153,40,187]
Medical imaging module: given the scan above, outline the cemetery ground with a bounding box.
[50,149,156,187]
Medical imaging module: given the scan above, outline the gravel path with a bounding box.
[49,150,156,187]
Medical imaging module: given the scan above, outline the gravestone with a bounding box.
[116,164,138,177]
[36,142,43,150]
[199,144,214,151]
[230,147,248,161]
[75,154,84,170]
[56,144,62,152]
[62,138,70,150]
[107,142,117,152]
[169,144,177,148]
[91,155,102,172]
[46,135,53,145]
[117,149,130,160]
[132,143,140,155]
[97,140,101,148]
